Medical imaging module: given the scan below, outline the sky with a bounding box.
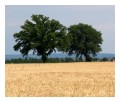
[5,5,115,55]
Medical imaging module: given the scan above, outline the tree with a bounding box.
[13,14,67,63]
[67,23,103,61]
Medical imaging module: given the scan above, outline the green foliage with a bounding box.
[5,57,114,63]
[5,58,41,63]
[13,14,67,63]
[67,23,103,61]
[13,14,103,63]
[101,57,109,61]
[5,57,75,63]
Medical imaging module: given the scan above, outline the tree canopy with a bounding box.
[67,23,103,61]
[13,14,103,62]
[13,14,67,62]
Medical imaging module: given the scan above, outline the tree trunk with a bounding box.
[84,54,92,62]
[84,53,89,62]
[84,54,87,62]
[41,54,47,63]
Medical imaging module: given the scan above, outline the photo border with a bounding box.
[1,0,119,102]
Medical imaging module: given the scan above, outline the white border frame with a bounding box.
[1,0,120,102]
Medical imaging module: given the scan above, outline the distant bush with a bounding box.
[5,57,115,64]
[5,58,42,63]
[5,57,75,63]
[101,57,109,61]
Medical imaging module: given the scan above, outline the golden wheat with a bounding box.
[5,62,115,97]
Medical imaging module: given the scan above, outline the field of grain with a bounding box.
[5,62,115,97]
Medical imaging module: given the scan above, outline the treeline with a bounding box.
[5,57,115,64]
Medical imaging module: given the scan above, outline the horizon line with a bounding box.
[5,53,115,56]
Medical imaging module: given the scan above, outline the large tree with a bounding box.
[67,23,103,61]
[13,14,67,63]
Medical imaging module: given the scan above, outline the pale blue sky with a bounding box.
[5,5,115,55]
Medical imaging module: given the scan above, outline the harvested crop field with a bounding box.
[5,62,115,97]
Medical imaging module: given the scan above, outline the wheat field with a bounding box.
[5,62,115,97]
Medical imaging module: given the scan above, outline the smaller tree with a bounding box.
[67,23,103,61]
